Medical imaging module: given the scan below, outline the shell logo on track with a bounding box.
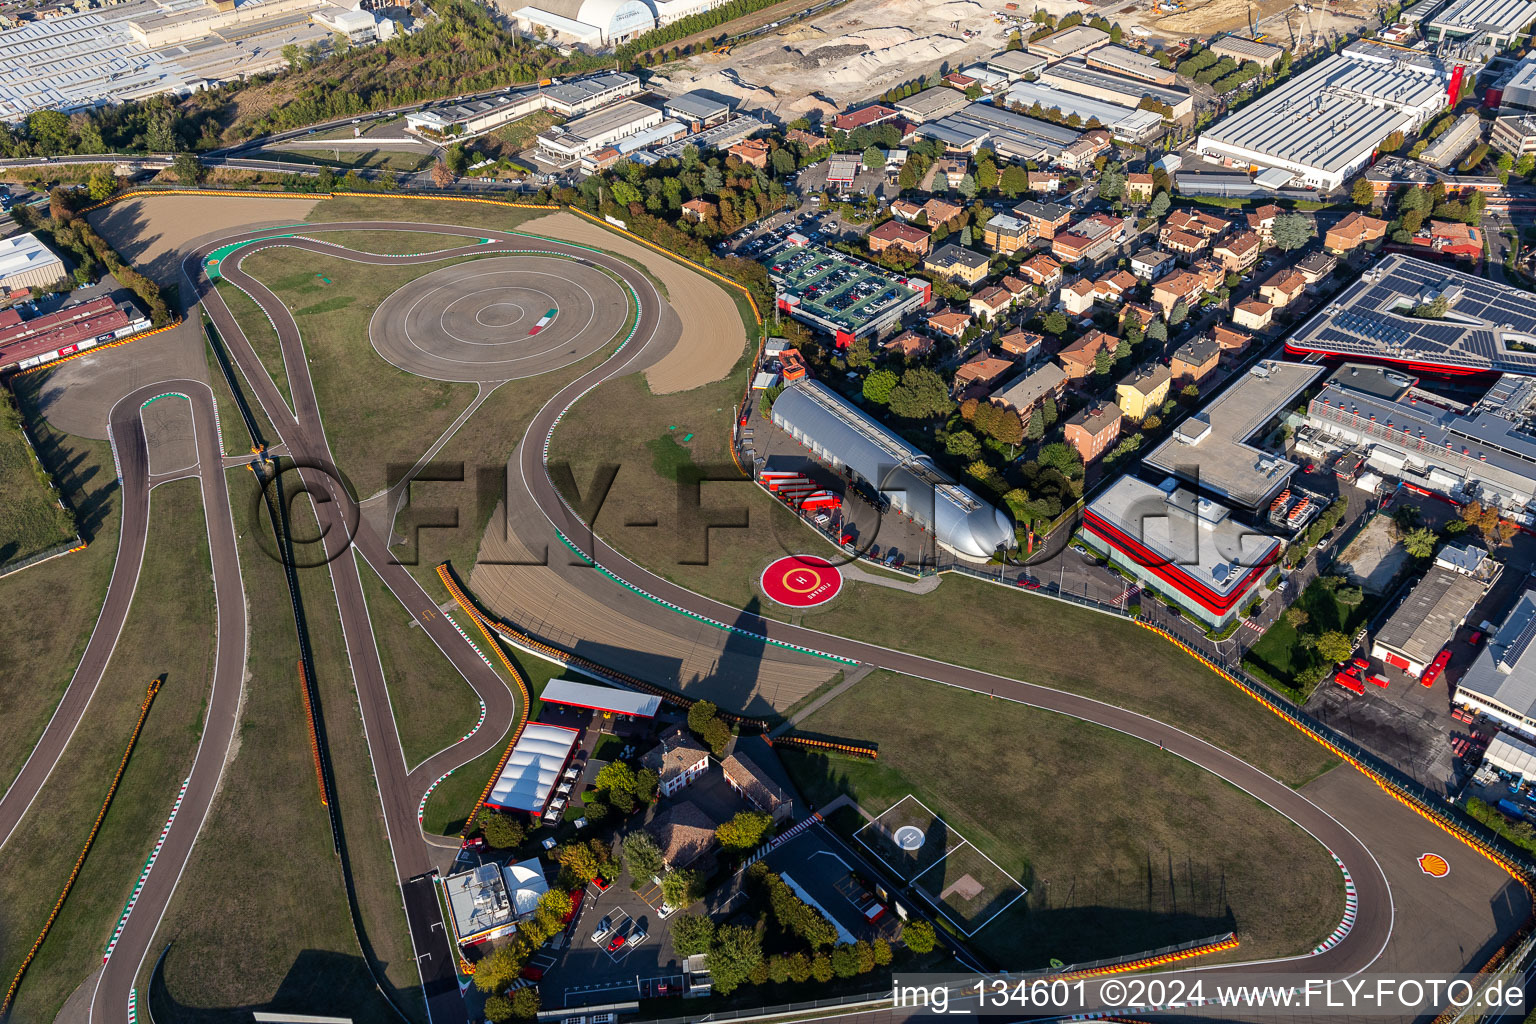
[1418,852,1450,877]
[760,555,843,608]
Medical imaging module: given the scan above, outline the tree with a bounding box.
[902,919,937,953]
[1314,630,1354,665]
[172,151,203,185]
[1401,525,1438,559]
[1271,212,1314,251]
[862,144,884,169]
[1169,300,1188,326]
[1148,191,1170,219]
[945,430,982,459]
[772,147,796,176]
[977,158,999,191]
[811,953,834,982]
[1000,164,1029,197]
[873,938,893,966]
[1043,310,1069,335]
[958,173,978,200]
[1146,318,1168,343]
[1098,167,1126,201]
[510,988,540,1020]
[480,812,524,849]
[707,923,764,995]
[661,869,703,908]
[431,160,454,188]
[1093,348,1114,376]
[555,840,604,883]
[716,809,773,850]
[863,368,898,404]
[886,366,954,420]
[595,760,636,797]
[673,912,716,957]
[87,169,117,202]
[474,944,524,993]
[687,699,732,754]
[622,830,665,882]
[1025,407,1045,440]
[484,994,515,1023]
[1350,177,1376,207]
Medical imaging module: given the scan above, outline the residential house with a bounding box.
[1296,250,1338,285]
[983,213,1030,254]
[1064,402,1123,463]
[953,355,1014,395]
[1130,248,1176,281]
[935,157,969,190]
[786,127,827,151]
[1151,269,1204,317]
[943,70,977,90]
[719,736,795,823]
[867,219,931,257]
[1000,275,1031,304]
[927,309,972,339]
[999,328,1046,362]
[1233,299,1274,330]
[642,726,710,798]
[970,285,1014,321]
[680,198,715,223]
[989,361,1068,418]
[1259,268,1307,308]
[1246,203,1281,244]
[1058,329,1116,379]
[1092,269,1137,306]
[1058,128,1113,172]
[1170,335,1220,385]
[833,104,899,131]
[645,800,717,871]
[727,138,770,168]
[1192,258,1225,292]
[1013,200,1072,239]
[1062,277,1096,316]
[892,197,964,227]
[1029,170,1062,194]
[1159,226,1208,257]
[1165,209,1229,240]
[1416,220,1482,258]
[1324,212,1388,253]
[1212,323,1253,351]
[1116,364,1172,423]
[1212,231,1260,274]
[883,330,933,359]
[1122,303,1157,329]
[1052,214,1125,264]
[1125,172,1155,202]
[924,244,992,286]
[1019,252,1063,290]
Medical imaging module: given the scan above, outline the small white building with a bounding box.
[0,233,65,293]
[536,98,664,162]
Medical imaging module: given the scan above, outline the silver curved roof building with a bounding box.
[770,380,1015,561]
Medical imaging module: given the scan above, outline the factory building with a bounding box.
[509,0,726,46]
[1304,363,1536,516]
[1080,475,1281,629]
[1454,593,1536,736]
[1036,58,1193,119]
[1026,24,1109,60]
[1500,50,1536,113]
[1195,44,1455,191]
[1085,44,1179,85]
[1372,543,1497,675]
[912,102,1081,162]
[0,233,64,293]
[769,379,1015,561]
[1420,110,1484,168]
[404,72,640,138]
[1005,79,1164,142]
[535,98,664,162]
[1207,34,1286,69]
[1426,0,1536,44]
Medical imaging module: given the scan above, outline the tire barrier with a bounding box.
[297,660,329,806]
[1,679,161,1016]
[1058,933,1239,981]
[103,777,190,963]
[766,733,878,759]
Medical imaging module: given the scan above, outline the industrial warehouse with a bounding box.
[769,379,1015,561]
[767,244,930,346]
[404,72,641,137]
[1455,593,1536,734]
[1003,79,1164,142]
[913,102,1082,162]
[1371,544,1498,675]
[1285,254,1536,375]
[1079,475,1281,630]
[1303,364,1536,515]
[1195,43,1461,190]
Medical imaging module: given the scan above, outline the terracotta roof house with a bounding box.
[1212,230,1260,273]
[867,219,931,256]
[645,800,717,870]
[1324,212,1388,253]
[935,156,969,190]
[1165,209,1229,238]
[883,330,934,359]
[969,285,1014,320]
[1212,323,1253,351]
[1125,172,1155,202]
[1019,252,1063,289]
[1122,302,1157,328]
[1062,277,1096,316]
[1259,268,1307,308]
[834,104,899,131]
[1092,269,1138,305]
[642,726,711,798]
[1058,329,1115,379]
[1159,226,1207,256]
[681,198,716,223]
[1029,170,1062,193]
[1065,402,1123,462]
[719,736,795,822]
[1151,269,1204,316]
[1052,213,1125,264]
[1000,275,1030,302]
[728,138,770,168]
[1058,128,1112,171]
[953,355,1014,393]
[999,328,1046,361]
[1246,203,1281,242]
[786,127,827,150]
[1192,257,1225,292]
[892,197,964,226]
[1170,335,1220,384]
[928,309,973,338]
[1233,299,1274,330]
[923,244,991,286]
[1418,220,1482,258]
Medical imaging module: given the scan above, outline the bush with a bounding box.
[480,813,524,849]
[902,920,937,953]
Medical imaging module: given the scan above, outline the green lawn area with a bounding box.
[0,387,77,565]
[0,479,215,1024]
[1245,577,1377,696]
[780,672,1343,968]
[304,229,484,254]
[305,196,556,232]
[359,562,482,769]
[146,469,401,1024]
[420,643,561,836]
[0,386,120,791]
[233,246,479,498]
[215,279,293,411]
[486,110,565,157]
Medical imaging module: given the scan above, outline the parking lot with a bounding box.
[538,869,685,1009]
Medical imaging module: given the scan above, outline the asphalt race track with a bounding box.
[369,255,630,382]
[94,212,1515,1024]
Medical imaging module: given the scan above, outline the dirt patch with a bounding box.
[520,212,746,393]
[1336,515,1409,595]
[89,194,319,288]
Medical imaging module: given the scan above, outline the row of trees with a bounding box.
[20,198,173,326]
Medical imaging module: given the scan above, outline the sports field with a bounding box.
[780,671,1343,968]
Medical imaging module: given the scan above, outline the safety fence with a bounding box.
[0,535,85,580]
[766,733,877,759]
[297,660,329,806]
[1059,933,1239,980]
[1,679,161,1016]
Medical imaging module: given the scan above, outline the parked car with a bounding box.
[591,916,612,943]
[460,835,486,852]
[606,933,627,953]
[1469,631,1484,646]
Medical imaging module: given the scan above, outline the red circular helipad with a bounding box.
[760,555,843,608]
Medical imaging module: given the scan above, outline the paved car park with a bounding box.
[537,866,683,1009]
